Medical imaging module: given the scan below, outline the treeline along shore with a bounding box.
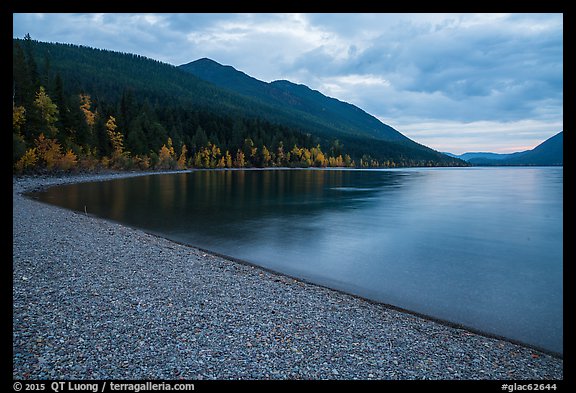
[12,172,563,380]
[13,37,467,175]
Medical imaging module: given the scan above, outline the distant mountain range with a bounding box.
[445,131,563,166]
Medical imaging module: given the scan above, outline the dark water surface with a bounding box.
[30,167,563,354]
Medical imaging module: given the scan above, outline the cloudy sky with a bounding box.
[13,13,563,154]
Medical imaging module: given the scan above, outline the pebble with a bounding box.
[13,172,563,380]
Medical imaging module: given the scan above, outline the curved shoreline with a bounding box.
[144,237,563,359]
[13,172,563,380]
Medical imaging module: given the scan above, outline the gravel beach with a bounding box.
[13,172,563,380]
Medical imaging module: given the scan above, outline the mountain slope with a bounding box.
[180,58,466,165]
[15,38,465,166]
[503,131,563,165]
[446,132,563,166]
[445,152,519,161]
[180,58,409,143]
[180,58,410,143]
[445,151,529,164]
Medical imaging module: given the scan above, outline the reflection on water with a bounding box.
[29,167,563,354]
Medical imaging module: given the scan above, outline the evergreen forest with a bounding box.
[13,36,467,173]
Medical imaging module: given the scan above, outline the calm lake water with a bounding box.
[30,167,563,354]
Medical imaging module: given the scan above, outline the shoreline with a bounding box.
[13,171,564,380]
[150,236,562,359]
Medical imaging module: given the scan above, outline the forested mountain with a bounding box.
[446,132,563,166]
[179,58,410,142]
[12,37,466,173]
[499,131,563,166]
[444,152,518,162]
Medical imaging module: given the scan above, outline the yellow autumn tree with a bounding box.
[157,137,177,169]
[107,116,121,154]
[13,104,26,133]
[193,149,203,168]
[261,145,272,167]
[302,148,312,166]
[177,144,187,170]
[79,94,96,128]
[234,149,245,168]
[217,156,226,168]
[202,146,211,168]
[210,142,221,168]
[315,151,327,167]
[158,145,172,169]
[106,116,129,168]
[276,142,285,166]
[33,86,59,138]
[290,145,302,165]
[132,155,151,170]
[225,150,233,168]
[167,137,176,157]
[193,143,220,168]
[35,133,63,170]
[311,145,327,167]
[14,148,38,173]
[328,155,344,167]
[58,150,78,171]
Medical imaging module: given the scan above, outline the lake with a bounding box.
[29,167,563,354]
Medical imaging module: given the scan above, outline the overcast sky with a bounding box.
[13,13,563,154]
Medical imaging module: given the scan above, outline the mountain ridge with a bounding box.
[13,38,466,168]
[179,58,411,144]
[445,131,563,166]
